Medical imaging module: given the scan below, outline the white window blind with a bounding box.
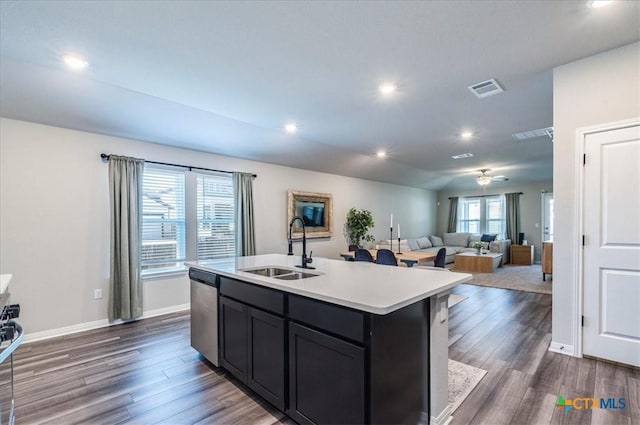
[458,199,481,233]
[196,173,235,260]
[141,167,186,271]
[486,196,505,237]
[457,195,506,237]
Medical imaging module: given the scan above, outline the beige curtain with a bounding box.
[108,155,144,321]
[233,172,256,256]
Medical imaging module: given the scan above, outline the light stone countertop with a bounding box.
[187,254,471,315]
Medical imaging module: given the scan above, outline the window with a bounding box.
[141,166,235,275]
[458,199,481,233]
[457,195,505,237]
[485,197,505,236]
[141,168,186,272]
[197,174,235,260]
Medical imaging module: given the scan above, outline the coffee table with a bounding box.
[454,252,503,273]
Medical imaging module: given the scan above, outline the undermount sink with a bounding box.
[241,266,319,280]
[242,267,293,277]
[273,271,318,280]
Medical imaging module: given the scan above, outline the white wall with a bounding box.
[0,118,437,335]
[436,181,553,262]
[552,42,640,352]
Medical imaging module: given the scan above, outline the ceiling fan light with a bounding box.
[477,175,492,186]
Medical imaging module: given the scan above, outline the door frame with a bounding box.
[541,190,553,243]
[574,117,640,358]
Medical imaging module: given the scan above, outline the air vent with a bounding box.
[452,153,474,159]
[468,78,504,98]
[512,126,554,141]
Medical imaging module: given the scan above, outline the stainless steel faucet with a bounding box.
[288,216,314,269]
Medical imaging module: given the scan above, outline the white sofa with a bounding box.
[377,232,511,265]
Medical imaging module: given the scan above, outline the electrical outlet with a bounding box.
[94,289,103,299]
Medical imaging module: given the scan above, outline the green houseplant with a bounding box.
[345,208,375,248]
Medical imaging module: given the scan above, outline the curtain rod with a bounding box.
[100,153,257,178]
[449,192,522,200]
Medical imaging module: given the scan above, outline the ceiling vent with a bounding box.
[452,153,474,159]
[512,126,554,142]
[468,78,504,98]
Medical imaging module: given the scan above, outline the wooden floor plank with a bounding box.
[510,387,557,425]
[8,284,638,425]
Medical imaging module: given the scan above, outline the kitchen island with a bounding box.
[187,254,471,425]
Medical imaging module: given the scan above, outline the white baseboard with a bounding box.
[23,303,190,344]
[429,404,453,425]
[549,341,575,356]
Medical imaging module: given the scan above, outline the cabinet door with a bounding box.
[220,296,248,383]
[248,307,286,411]
[288,323,365,425]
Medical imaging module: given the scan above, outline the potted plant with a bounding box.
[345,208,375,248]
[472,241,484,255]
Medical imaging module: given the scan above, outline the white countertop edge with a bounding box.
[186,256,472,315]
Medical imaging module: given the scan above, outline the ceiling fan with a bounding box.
[477,169,509,186]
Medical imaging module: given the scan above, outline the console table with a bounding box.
[542,241,553,280]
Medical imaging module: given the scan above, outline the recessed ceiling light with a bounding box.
[285,123,297,133]
[379,83,396,95]
[376,150,387,158]
[62,54,88,71]
[452,153,474,159]
[587,0,614,8]
[461,131,474,139]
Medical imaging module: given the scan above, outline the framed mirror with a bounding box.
[287,190,333,239]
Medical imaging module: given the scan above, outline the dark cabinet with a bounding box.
[288,322,365,425]
[219,296,248,382]
[248,308,286,411]
[213,274,428,424]
[219,282,286,412]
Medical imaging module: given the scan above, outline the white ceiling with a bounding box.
[1,1,639,190]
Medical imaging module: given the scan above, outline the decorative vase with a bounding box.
[476,247,482,255]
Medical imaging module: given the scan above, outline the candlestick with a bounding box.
[397,237,402,255]
[389,227,394,253]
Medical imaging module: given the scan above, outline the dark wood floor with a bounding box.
[449,284,639,425]
[8,284,639,424]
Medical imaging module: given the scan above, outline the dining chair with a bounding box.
[354,248,374,262]
[375,249,398,266]
[434,247,447,268]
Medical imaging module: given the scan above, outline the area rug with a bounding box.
[448,293,468,308]
[455,263,552,294]
[448,359,487,413]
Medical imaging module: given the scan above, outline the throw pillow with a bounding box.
[407,239,420,251]
[468,234,482,247]
[416,237,432,249]
[429,235,444,247]
[481,233,498,242]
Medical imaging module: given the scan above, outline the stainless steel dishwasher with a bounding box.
[189,268,219,366]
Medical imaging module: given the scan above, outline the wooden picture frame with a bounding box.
[287,190,333,239]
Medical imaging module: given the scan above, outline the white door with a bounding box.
[583,124,640,367]
[542,192,553,242]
